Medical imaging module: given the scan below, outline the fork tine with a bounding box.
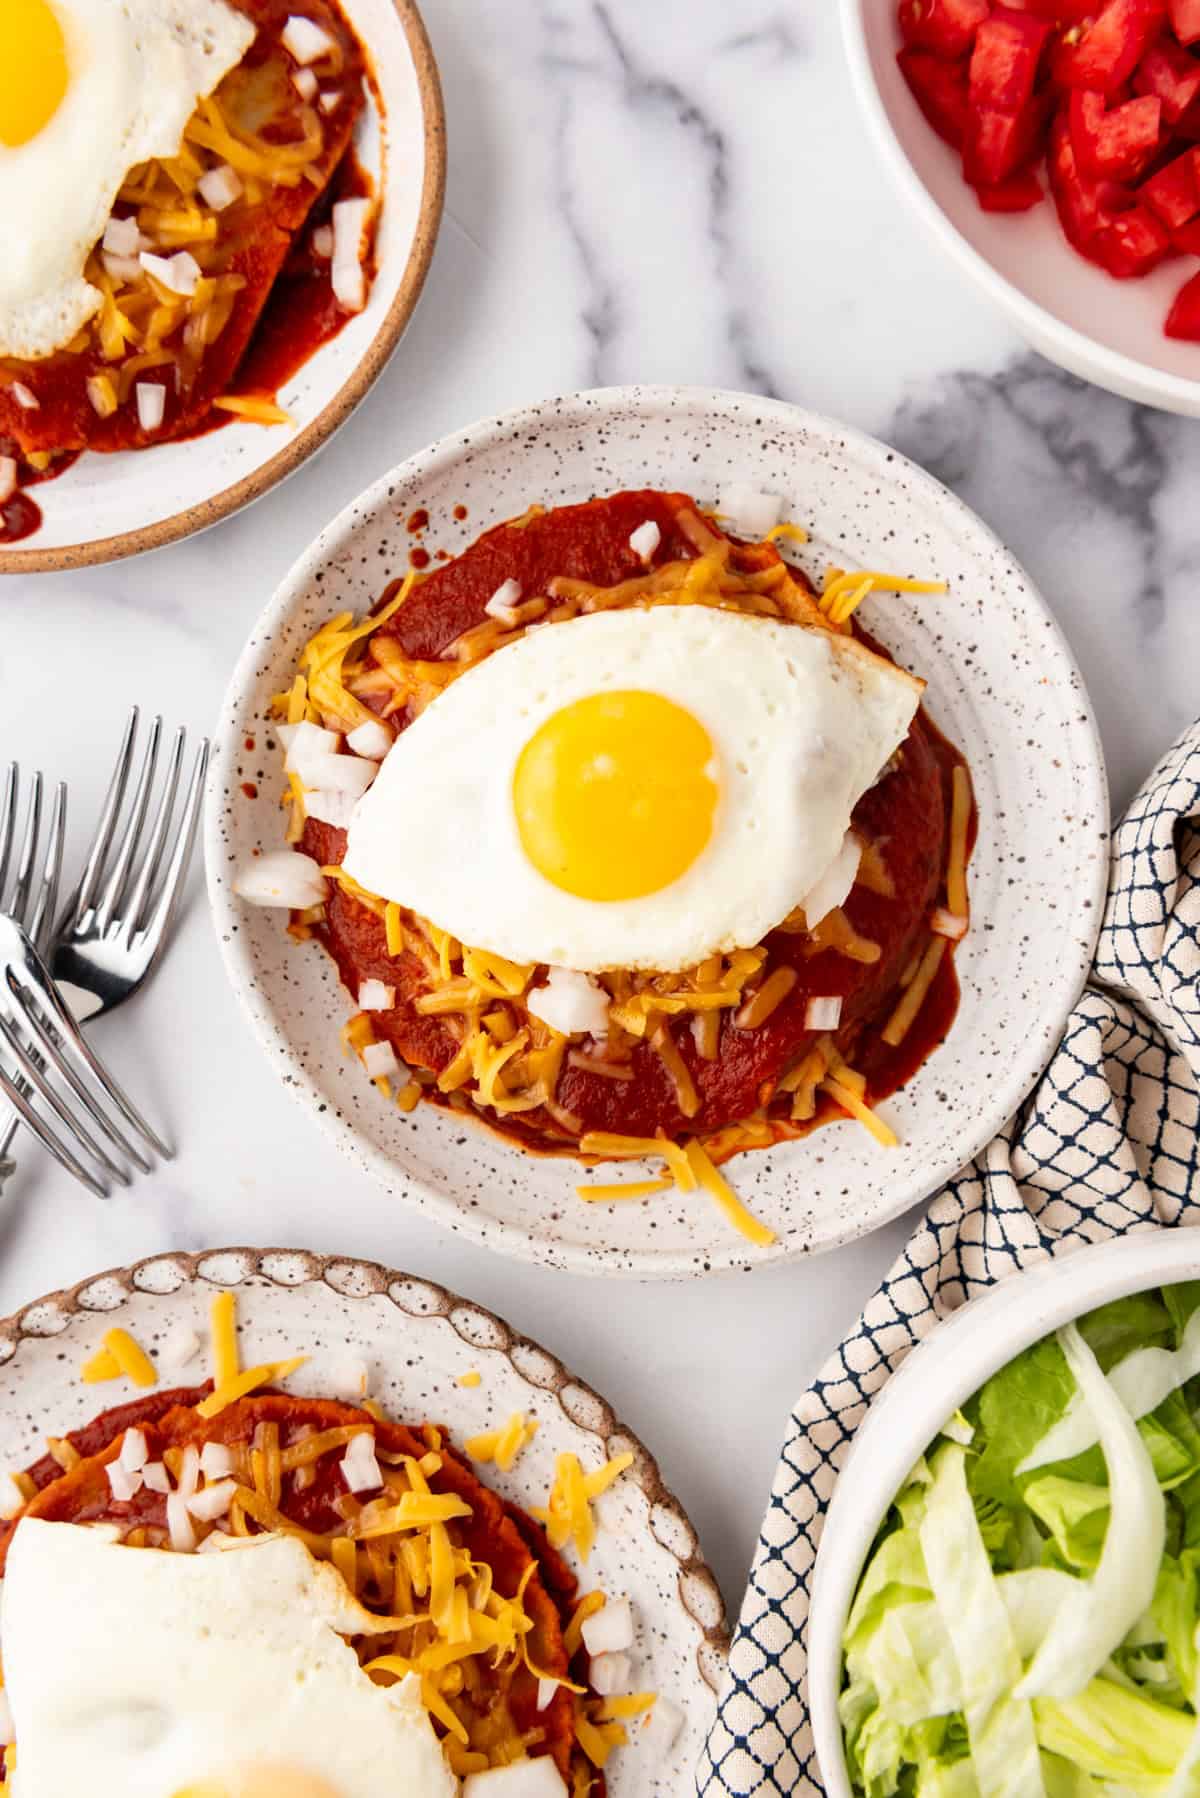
[94,715,161,933]
[0,765,16,904]
[0,1061,112,1200]
[123,726,184,934]
[12,958,170,1162]
[138,739,208,954]
[67,707,138,924]
[27,781,65,951]
[0,1009,133,1186]
[7,772,41,927]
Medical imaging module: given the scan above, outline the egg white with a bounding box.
[1,1520,458,1798]
[343,606,923,974]
[0,0,254,360]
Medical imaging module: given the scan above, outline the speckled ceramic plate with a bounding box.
[0,0,445,574]
[0,1246,726,1791]
[206,385,1109,1277]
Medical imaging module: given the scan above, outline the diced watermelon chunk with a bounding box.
[969,10,1053,110]
[1164,265,1200,332]
[1168,0,1200,44]
[1132,37,1200,118]
[1141,146,1200,222]
[897,47,973,146]
[1069,88,1162,174]
[1050,0,1168,91]
[965,89,1050,183]
[1092,200,1174,269]
[1048,106,1133,245]
[1169,213,1200,245]
[974,168,1047,205]
[899,0,991,59]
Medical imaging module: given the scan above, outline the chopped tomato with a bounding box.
[1069,88,1162,173]
[1168,0,1200,43]
[1164,265,1200,332]
[1169,213,1200,244]
[965,90,1050,183]
[969,10,1053,110]
[897,47,972,146]
[1132,37,1200,118]
[1092,200,1175,268]
[1050,0,1168,91]
[974,168,1046,205]
[1140,145,1200,221]
[899,0,991,58]
[1048,106,1134,245]
[995,0,1094,14]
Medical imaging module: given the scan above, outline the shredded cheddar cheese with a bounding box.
[457,1370,482,1388]
[534,1451,634,1562]
[465,1412,539,1473]
[101,1327,158,1389]
[210,1289,239,1389]
[81,1345,121,1384]
[196,1355,308,1419]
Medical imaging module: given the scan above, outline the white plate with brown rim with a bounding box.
[0,0,445,575]
[0,1245,728,1792]
[206,385,1109,1278]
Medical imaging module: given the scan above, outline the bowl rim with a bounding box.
[204,381,1110,1278]
[808,1229,1200,1797]
[839,0,1200,412]
[0,0,447,576]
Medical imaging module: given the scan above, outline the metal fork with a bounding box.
[0,769,166,1198]
[0,713,208,1193]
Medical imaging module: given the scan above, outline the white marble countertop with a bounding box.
[0,0,1195,1624]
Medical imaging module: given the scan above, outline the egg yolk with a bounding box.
[513,689,718,902]
[174,1774,344,1798]
[0,0,69,147]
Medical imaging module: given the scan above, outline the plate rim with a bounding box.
[0,1243,732,1702]
[0,0,447,576]
[205,382,1110,1278]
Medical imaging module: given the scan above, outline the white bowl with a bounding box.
[0,0,445,573]
[842,0,1200,416]
[808,1230,1200,1796]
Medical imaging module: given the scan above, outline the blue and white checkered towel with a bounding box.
[699,718,1200,1796]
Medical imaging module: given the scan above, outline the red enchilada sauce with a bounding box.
[298,490,974,1160]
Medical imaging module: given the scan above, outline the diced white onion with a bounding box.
[589,1650,631,1696]
[0,1472,25,1520]
[716,483,784,539]
[197,163,243,212]
[283,718,340,780]
[485,579,523,623]
[346,717,393,759]
[166,1490,197,1551]
[536,1677,558,1712]
[331,197,370,312]
[161,1324,201,1371]
[0,458,16,505]
[340,1432,383,1493]
[319,89,341,114]
[311,223,334,258]
[139,250,201,297]
[10,382,38,411]
[102,252,142,283]
[187,1478,237,1521]
[636,1695,683,1753]
[197,1530,231,1553]
[462,1760,569,1796]
[805,995,842,1032]
[142,1461,171,1494]
[300,748,377,798]
[628,520,661,561]
[292,65,318,99]
[359,979,396,1011]
[800,832,862,932]
[135,382,166,433]
[103,215,142,255]
[581,1596,634,1656]
[86,376,114,418]
[527,968,610,1041]
[0,1688,13,1747]
[282,14,335,63]
[303,788,358,829]
[930,907,968,940]
[118,1428,148,1474]
[234,850,328,910]
[199,1442,235,1481]
[106,1461,142,1503]
[331,1356,369,1399]
[177,1443,200,1502]
[362,1040,399,1080]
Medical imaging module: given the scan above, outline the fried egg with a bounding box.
[1,1520,458,1798]
[343,607,922,973]
[0,0,254,359]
